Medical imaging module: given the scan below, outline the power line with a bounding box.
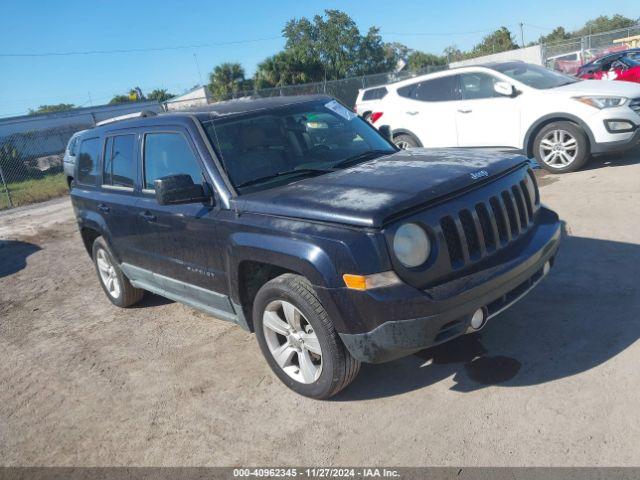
[0,36,283,58]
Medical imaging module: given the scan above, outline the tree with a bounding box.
[406,51,447,71]
[281,9,395,82]
[147,89,175,102]
[577,14,636,36]
[537,26,571,45]
[469,27,519,57]
[108,94,132,105]
[208,62,249,100]
[28,103,75,115]
[443,45,464,63]
[254,51,319,88]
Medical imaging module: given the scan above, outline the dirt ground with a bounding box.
[1,150,640,466]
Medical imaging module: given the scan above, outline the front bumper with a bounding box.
[591,124,640,154]
[334,209,561,363]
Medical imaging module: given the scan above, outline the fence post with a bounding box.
[0,163,13,208]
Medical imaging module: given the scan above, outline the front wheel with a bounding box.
[533,121,590,173]
[254,274,360,399]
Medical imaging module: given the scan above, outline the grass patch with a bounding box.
[0,173,68,210]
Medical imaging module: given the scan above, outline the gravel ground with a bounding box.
[1,150,639,466]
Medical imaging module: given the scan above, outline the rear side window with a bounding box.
[362,87,388,101]
[76,137,100,185]
[397,75,461,102]
[68,136,79,156]
[143,132,202,190]
[103,134,136,188]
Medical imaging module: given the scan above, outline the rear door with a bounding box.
[392,74,461,147]
[98,130,140,264]
[455,71,521,148]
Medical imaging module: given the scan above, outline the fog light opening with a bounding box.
[470,308,487,331]
[604,120,636,133]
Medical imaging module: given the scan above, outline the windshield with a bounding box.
[202,100,396,193]
[491,63,579,89]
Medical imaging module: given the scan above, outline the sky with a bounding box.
[0,0,637,118]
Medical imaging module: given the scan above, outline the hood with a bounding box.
[233,149,528,228]
[552,79,640,97]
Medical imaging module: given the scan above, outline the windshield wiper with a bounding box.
[332,149,392,169]
[235,168,333,188]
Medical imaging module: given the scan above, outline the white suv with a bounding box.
[356,62,640,173]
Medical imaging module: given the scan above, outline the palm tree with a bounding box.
[208,63,246,101]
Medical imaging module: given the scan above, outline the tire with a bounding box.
[533,121,590,173]
[253,273,360,399]
[92,237,144,307]
[393,133,419,150]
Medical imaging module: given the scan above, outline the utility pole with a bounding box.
[193,53,204,86]
[87,91,93,106]
[519,22,525,47]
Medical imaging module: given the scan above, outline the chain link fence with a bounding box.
[543,24,640,74]
[0,124,92,210]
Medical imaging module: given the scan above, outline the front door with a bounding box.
[130,127,231,311]
[455,72,521,148]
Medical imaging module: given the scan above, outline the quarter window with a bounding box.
[103,134,136,188]
[460,73,502,100]
[397,75,461,102]
[143,132,202,190]
[76,137,100,185]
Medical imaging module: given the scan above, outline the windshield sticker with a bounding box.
[325,100,357,121]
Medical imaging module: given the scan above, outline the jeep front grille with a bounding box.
[439,179,536,269]
[630,97,640,115]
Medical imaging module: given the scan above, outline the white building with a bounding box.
[164,86,212,111]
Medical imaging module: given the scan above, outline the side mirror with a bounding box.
[494,81,516,97]
[154,174,210,206]
[378,125,392,142]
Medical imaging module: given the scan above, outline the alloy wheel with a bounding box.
[539,129,578,168]
[96,249,121,299]
[262,300,322,384]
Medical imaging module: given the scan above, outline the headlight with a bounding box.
[573,96,628,109]
[524,171,539,211]
[393,223,430,268]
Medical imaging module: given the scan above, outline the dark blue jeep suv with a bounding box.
[70,95,561,399]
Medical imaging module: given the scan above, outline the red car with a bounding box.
[577,50,640,83]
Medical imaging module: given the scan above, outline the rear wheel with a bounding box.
[254,274,360,399]
[92,237,144,307]
[533,121,589,173]
[394,133,419,150]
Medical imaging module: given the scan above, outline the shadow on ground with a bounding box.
[335,233,640,401]
[0,240,41,278]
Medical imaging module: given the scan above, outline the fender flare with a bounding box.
[227,232,340,301]
[390,128,423,147]
[523,113,595,157]
[76,210,114,258]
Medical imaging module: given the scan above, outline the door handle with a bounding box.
[97,203,110,213]
[139,211,157,222]
[458,108,472,114]
[406,111,419,116]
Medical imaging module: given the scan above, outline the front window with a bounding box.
[143,132,203,190]
[460,73,502,100]
[202,100,395,193]
[491,63,579,89]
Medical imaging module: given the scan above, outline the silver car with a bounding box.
[63,130,87,187]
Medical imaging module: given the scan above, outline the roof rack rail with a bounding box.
[95,110,157,127]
